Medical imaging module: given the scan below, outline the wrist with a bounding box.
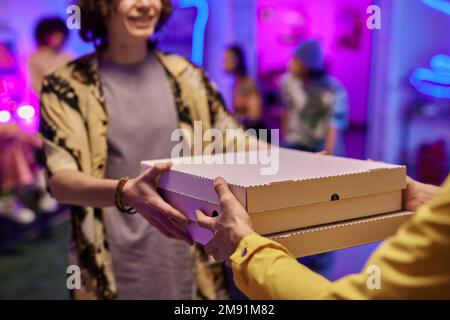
[231,227,255,248]
[115,177,137,214]
[416,181,440,206]
[121,178,134,206]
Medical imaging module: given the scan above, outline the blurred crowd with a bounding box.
[0,18,70,227]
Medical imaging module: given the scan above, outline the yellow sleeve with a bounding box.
[327,178,450,299]
[39,73,88,179]
[231,234,332,299]
[232,177,450,300]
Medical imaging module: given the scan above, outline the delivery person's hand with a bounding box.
[123,162,193,245]
[195,177,255,261]
[403,176,440,212]
[366,158,440,212]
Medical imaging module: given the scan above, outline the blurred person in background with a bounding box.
[280,39,350,274]
[0,124,42,224]
[224,45,267,133]
[1,17,68,225]
[27,17,72,94]
[39,0,250,300]
[281,39,349,155]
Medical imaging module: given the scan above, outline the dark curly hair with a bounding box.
[226,45,248,77]
[77,0,173,51]
[35,17,69,46]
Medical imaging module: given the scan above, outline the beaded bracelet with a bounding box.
[115,176,137,215]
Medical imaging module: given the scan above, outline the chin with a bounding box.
[123,20,157,40]
[129,30,156,40]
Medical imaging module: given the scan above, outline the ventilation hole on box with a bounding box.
[331,194,340,201]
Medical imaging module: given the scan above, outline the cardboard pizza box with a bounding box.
[141,148,407,248]
[269,211,413,258]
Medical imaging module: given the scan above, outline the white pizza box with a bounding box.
[141,147,407,246]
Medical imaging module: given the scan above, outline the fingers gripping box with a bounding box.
[141,148,412,257]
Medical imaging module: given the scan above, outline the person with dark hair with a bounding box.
[39,0,250,300]
[35,17,69,47]
[281,39,349,155]
[224,45,265,131]
[225,45,248,77]
[27,17,72,93]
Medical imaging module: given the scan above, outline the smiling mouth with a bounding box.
[129,16,153,23]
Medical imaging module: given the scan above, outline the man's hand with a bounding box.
[403,176,440,212]
[123,162,193,245]
[195,177,255,262]
[366,159,440,212]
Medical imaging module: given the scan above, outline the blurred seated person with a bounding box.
[195,175,449,299]
[281,39,349,155]
[0,124,44,224]
[224,45,266,133]
[27,17,72,94]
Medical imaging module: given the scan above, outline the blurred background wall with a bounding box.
[2,0,449,167]
[368,0,450,177]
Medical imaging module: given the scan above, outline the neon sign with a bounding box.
[422,0,450,15]
[410,55,450,99]
[410,1,450,98]
[179,0,209,66]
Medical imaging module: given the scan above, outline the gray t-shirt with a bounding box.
[99,53,194,300]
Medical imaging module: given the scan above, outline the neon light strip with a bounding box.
[410,67,450,99]
[422,0,450,15]
[409,80,450,99]
[179,0,209,66]
[413,2,450,97]
[431,54,450,75]
[412,68,450,85]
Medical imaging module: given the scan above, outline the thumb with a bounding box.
[195,210,215,231]
[145,162,173,182]
[214,177,233,202]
